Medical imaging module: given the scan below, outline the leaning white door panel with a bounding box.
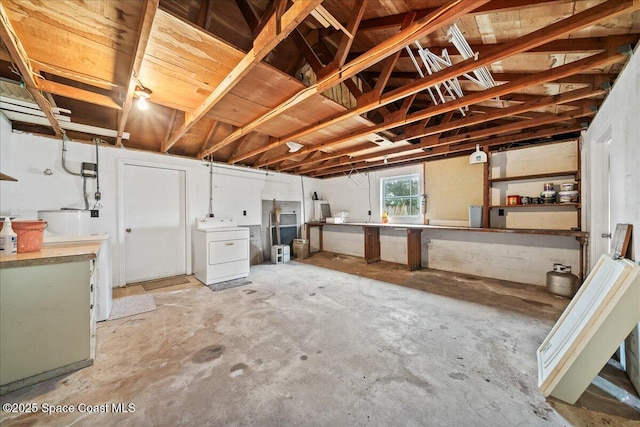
[538,257,628,381]
[537,254,640,403]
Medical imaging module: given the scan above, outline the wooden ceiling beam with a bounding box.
[321,0,367,73]
[253,0,288,38]
[367,71,618,86]
[291,29,324,71]
[227,0,489,163]
[234,0,259,31]
[197,0,210,28]
[29,60,126,93]
[0,2,63,135]
[373,12,416,98]
[229,135,250,160]
[167,0,323,154]
[33,79,121,110]
[161,109,178,152]
[116,0,159,147]
[387,109,593,162]
[253,0,636,167]
[402,85,603,141]
[431,108,594,147]
[293,86,599,174]
[357,0,559,32]
[259,43,627,169]
[197,120,222,156]
[311,123,583,178]
[350,34,640,60]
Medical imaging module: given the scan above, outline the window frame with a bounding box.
[380,173,422,221]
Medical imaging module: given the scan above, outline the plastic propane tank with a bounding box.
[546,263,579,297]
[0,217,18,255]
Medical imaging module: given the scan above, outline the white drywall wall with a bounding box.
[0,126,322,285]
[584,48,639,264]
[320,164,423,223]
[583,46,639,395]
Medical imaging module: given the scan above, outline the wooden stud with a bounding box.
[229,135,250,159]
[161,109,178,152]
[196,120,222,157]
[166,0,323,153]
[116,0,159,146]
[358,0,560,32]
[225,0,488,163]
[250,0,638,166]
[327,0,367,69]
[34,79,121,110]
[402,86,604,141]
[234,0,259,31]
[0,2,63,135]
[373,12,417,98]
[307,108,593,176]
[311,124,583,177]
[259,46,625,169]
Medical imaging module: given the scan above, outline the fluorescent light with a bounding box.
[286,141,303,152]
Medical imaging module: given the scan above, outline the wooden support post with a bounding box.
[407,229,422,271]
[306,223,324,253]
[363,226,381,264]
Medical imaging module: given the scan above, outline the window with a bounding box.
[381,174,422,219]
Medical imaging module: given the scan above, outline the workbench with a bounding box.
[306,221,589,279]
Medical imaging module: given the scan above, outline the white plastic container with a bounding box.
[38,210,89,235]
[0,217,18,255]
[468,206,483,228]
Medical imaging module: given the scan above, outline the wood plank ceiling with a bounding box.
[0,0,638,178]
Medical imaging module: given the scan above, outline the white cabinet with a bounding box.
[0,255,96,394]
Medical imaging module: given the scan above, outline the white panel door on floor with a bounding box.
[123,164,187,284]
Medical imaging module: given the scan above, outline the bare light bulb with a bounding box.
[137,96,148,110]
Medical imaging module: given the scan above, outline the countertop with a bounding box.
[307,221,588,238]
[0,241,99,268]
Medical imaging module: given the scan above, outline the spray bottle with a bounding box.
[0,217,18,255]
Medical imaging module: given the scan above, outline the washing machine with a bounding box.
[193,217,250,285]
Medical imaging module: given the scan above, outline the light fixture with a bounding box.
[134,85,152,110]
[383,155,388,164]
[469,144,487,164]
[286,141,304,152]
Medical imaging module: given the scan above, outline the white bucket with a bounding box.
[37,210,90,235]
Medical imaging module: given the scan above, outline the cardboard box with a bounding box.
[293,239,309,259]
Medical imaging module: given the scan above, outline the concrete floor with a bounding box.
[1,253,638,426]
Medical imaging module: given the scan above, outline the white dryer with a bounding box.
[193,218,250,285]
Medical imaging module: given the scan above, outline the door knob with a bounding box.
[601,233,611,238]
[126,228,132,233]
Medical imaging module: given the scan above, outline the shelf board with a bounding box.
[490,203,580,209]
[489,170,578,183]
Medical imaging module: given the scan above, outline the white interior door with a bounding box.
[123,164,187,284]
